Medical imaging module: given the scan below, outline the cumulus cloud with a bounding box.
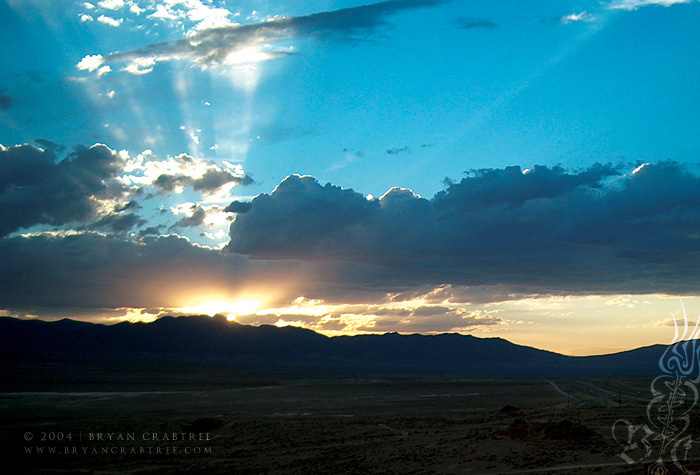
[122,151,253,195]
[0,143,131,237]
[34,138,66,153]
[76,54,105,72]
[98,0,125,9]
[77,0,446,74]
[146,0,235,32]
[224,200,252,214]
[227,175,381,258]
[7,154,700,330]
[169,202,233,231]
[153,165,253,194]
[0,143,253,237]
[137,225,165,237]
[170,204,207,228]
[97,15,124,27]
[226,163,700,296]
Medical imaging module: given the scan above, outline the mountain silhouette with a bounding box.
[0,315,667,384]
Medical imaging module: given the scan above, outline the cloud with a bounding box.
[456,17,498,29]
[76,54,105,72]
[7,162,700,330]
[147,0,235,32]
[114,199,139,213]
[0,93,12,110]
[609,0,696,10]
[386,146,412,155]
[98,0,125,9]
[33,138,65,154]
[227,175,380,258]
[170,204,207,228]
[77,0,446,75]
[0,143,252,238]
[356,307,506,333]
[238,304,507,334]
[153,167,253,194]
[0,233,250,310]
[0,143,131,237]
[97,15,124,27]
[169,202,232,230]
[88,212,146,232]
[558,12,595,23]
[0,232,342,318]
[224,200,252,214]
[7,150,700,330]
[137,225,165,237]
[226,163,700,296]
[122,151,253,195]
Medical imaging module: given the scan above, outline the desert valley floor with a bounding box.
[2,375,695,474]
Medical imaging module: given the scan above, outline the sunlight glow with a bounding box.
[182,299,262,320]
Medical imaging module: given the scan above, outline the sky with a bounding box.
[2,0,700,355]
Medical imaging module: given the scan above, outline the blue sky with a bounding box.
[3,0,700,354]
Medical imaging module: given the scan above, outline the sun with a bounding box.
[183,299,262,320]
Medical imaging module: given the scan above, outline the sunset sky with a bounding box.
[2,0,700,355]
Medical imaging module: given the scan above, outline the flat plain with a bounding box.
[3,375,697,474]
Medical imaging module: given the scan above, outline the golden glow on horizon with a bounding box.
[181,299,262,320]
[49,292,700,357]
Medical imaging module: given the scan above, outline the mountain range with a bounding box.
[0,315,668,386]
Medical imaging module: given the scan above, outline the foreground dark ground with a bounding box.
[4,375,699,474]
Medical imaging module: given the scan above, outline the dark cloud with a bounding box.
[114,200,140,213]
[8,159,700,323]
[152,174,182,193]
[0,233,240,310]
[88,213,146,233]
[0,143,129,237]
[226,163,700,296]
[456,17,498,29]
[224,200,253,214]
[84,0,447,73]
[152,156,253,194]
[386,146,412,155]
[154,170,253,193]
[193,168,254,191]
[227,175,380,258]
[0,93,11,111]
[435,163,620,213]
[138,225,165,238]
[34,138,66,153]
[0,232,332,314]
[170,205,207,229]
